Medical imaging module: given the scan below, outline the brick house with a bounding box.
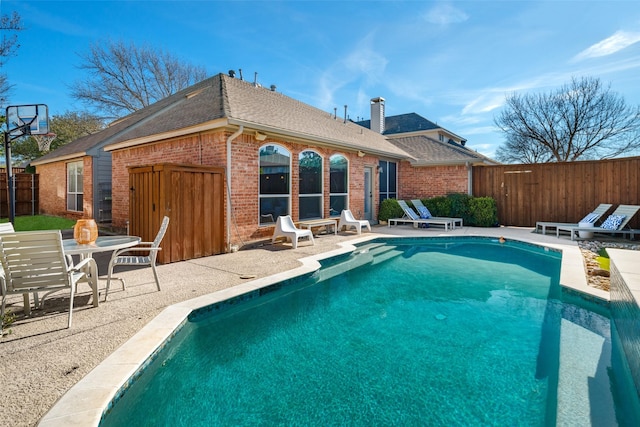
[32,72,495,253]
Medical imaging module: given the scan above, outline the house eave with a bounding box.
[103,118,229,152]
[102,116,412,161]
[409,158,490,167]
[31,152,88,166]
[227,118,411,160]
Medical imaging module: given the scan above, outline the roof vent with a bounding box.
[228,70,236,78]
[270,84,277,92]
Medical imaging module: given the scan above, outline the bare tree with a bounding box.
[71,40,208,118]
[0,11,23,107]
[495,76,640,163]
[10,111,105,162]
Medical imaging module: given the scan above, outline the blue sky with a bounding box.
[3,0,640,158]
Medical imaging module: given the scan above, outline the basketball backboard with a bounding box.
[6,104,49,138]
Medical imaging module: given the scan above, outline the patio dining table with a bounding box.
[63,235,141,260]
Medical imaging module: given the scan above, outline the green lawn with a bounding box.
[0,215,76,231]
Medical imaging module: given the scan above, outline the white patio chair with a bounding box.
[337,209,371,235]
[105,216,170,300]
[0,230,98,328]
[271,215,314,249]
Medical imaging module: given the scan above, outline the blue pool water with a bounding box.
[101,237,637,426]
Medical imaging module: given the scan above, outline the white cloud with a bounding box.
[423,3,469,25]
[573,30,640,62]
[313,33,388,112]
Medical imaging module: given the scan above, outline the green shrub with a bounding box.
[469,197,498,227]
[447,193,473,225]
[424,196,451,217]
[378,198,403,222]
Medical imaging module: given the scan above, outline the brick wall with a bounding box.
[398,162,469,199]
[36,156,94,220]
[111,130,378,245]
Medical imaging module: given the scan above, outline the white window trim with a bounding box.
[299,150,324,220]
[67,160,83,212]
[258,144,292,226]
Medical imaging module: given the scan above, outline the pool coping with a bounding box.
[37,233,607,426]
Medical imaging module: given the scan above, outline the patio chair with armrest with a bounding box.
[272,215,314,249]
[105,216,170,301]
[535,203,613,235]
[556,205,640,241]
[337,209,371,235]
[411,199,464,229]
[0,230,98,328]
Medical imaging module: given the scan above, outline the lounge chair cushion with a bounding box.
[416,206,432,219]
[601,214,625,230]
[579,213,599,223]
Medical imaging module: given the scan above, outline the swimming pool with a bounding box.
[100,237,638,426]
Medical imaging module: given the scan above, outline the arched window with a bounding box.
[259,144,290,224]
[329,154,348,217]
[299,150,323,220]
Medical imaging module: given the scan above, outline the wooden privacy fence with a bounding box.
[472,156,640,228]
[0,172,39,217]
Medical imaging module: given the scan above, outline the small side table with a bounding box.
[298,219,337,236]
[577,221,594,239]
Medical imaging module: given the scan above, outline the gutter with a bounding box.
[226,125,244,252]
[31,152,87,166]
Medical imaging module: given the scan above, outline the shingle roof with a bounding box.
[357,113,439,134]
[387,135,497,166]
[34,73,410,165]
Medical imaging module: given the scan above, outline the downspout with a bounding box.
[226,126,244,252]
[466,162,473,195]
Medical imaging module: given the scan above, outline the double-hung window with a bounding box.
[67,161,83,212]
[378,160,397,202]
[329,154,348,217]
[299,150,323,220]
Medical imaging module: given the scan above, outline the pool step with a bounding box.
[314,251,374,282]
[355,243,403,264]
[315,244,403,282]
[370,247,403,265]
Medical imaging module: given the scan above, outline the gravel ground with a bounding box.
[579,240,640,292]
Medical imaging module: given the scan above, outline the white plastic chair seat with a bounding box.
[272,215,314,249]
[337,209,371,235]
[113,255,152,265]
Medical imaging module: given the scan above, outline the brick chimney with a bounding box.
[370,97,385,134]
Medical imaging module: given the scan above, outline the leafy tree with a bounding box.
[71,40,208,118]
[9,111,105,162]
[495,76,640,163]
[0,11,23,108]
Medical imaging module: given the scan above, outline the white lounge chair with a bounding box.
[105,216,170,300]
[411,199,463,229]
[389,200,453,230]
[337,209,371,235]
[272,215,314,249]
[535,203,612,235]
[0,230,98,328]
[556,205,640,240]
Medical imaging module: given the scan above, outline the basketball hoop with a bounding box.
[34,132,56,152]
